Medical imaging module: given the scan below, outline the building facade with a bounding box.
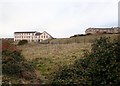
[14,31,53,42]
[85,27,120,35]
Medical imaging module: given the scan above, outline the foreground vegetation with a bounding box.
[18,43,91,83]
[52,37,120,85]
[41,34,119,44]
[1,34,120,85]
[2,40,41,85]
[18,34,120,84]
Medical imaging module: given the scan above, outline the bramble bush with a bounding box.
[52,36,120,85]
[2,40,40,84]
[2,40,24,76]
[18,40,28,45]
[2,40,18,52]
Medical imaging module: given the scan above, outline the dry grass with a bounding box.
[47,34,119,44]
[17,34,119,83]
[19,43,90,60]
[18,43,91,83]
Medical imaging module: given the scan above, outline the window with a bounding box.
[46,36,48,38]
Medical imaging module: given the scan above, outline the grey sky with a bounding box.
[0,0,119,38]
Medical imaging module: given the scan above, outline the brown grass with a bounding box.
[46,34,119,44]
[17,34,119,83]
[18,43,91,83]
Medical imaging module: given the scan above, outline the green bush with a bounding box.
[2,50,36,79]
[52,37,120,85]
[18,40,28,45]
[2,41,41,84]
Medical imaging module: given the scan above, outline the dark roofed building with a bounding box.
[14,31,53,42]
[14,31,37,34]
[85,27,120,35]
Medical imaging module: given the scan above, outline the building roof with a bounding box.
[14,31,53,38]
[86,27,120,31]
[35,32,42,36]
[14,31,37,33]
[42,31,53,38]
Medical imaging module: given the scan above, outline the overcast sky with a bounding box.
[0,0,119,38]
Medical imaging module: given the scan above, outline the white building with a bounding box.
[14,31,53,42]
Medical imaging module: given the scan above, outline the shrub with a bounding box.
[52,37,120,85]
[2,49,36,79]
[3,62,21,75]
[86,33,92,35]
[2,40,18,52]
[70,34,86,38]
[2,50,25,76]
[2,40,41,84]
[18,40,28,45]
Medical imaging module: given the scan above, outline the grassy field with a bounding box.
[18,43,91,83]
[42,34,119,44]
[17,34,119,84]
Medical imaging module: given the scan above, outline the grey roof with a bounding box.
[14,31,37,33]
[35,32,42,36]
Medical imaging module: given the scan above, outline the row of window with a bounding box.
[36,35,48,38]
[15,36,31,38]
[15,35,49,39]
[15,33,34,35]
[15,40,21,41]
[88,29,117,32]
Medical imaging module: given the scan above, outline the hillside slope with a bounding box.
[41,34,119,44]
[17,34,120,84]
